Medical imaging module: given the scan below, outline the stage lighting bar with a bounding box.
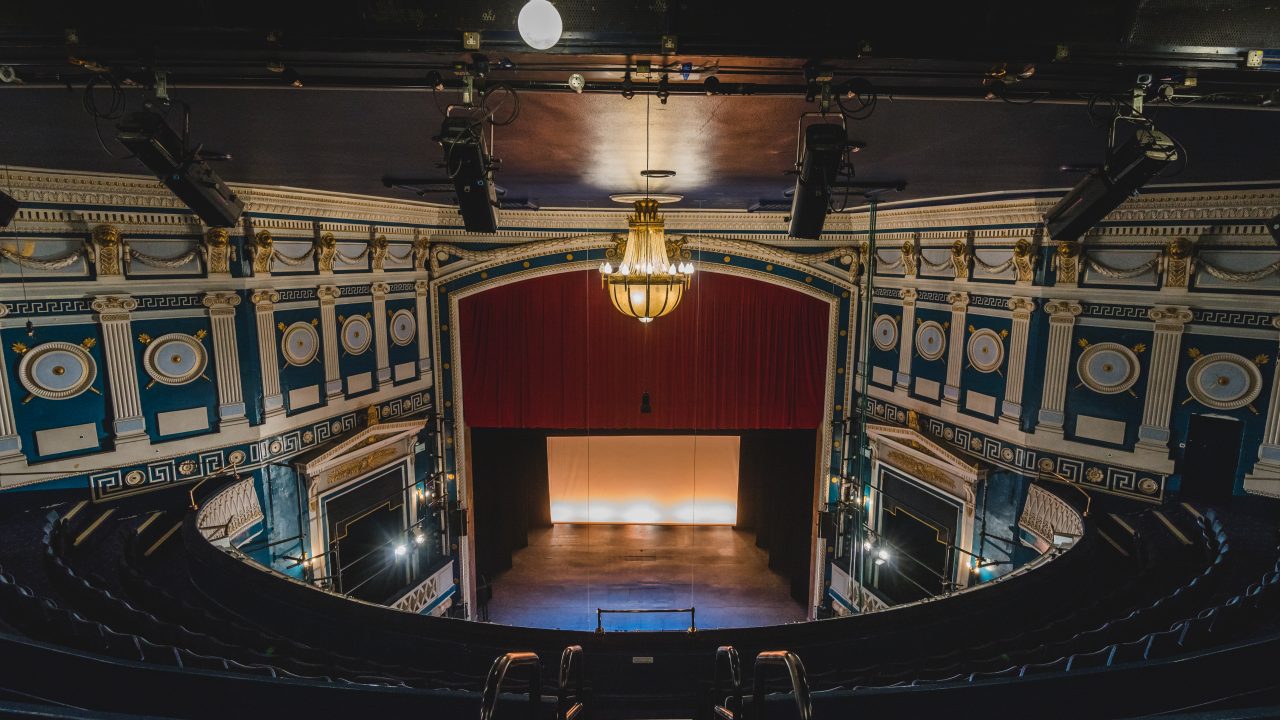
[116,111,244,227]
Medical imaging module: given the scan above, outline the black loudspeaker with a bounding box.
[1044,128,1178,242]
[0,190,16,227]
[439,118,499,233]
[116,112,244,227]
[448,507,469,536]
[1268,212,1280,247]
[788,123,848,240]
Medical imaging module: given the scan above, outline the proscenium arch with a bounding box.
[429,237,858,618]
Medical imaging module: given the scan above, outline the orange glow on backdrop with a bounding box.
[547,435,740,525]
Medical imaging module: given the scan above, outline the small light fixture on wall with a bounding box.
[640,391,652,414]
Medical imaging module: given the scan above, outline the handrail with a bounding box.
[712,645,743,719]
[751,651,812,720]
[557,645,584,720]
[595,607,695,633]
[480,651,542,720]
[1037,470,1093,518]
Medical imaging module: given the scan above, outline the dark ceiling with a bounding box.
[2,87,1278,210]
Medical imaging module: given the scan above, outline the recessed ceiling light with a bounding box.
[640,169,676,178]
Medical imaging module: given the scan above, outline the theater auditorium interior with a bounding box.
[0,3,1279,719]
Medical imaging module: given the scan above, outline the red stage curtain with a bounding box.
[458,270,828,430]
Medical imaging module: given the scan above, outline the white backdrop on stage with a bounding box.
[546,435,741,525]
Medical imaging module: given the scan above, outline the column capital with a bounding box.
[317,285,341,302]
[251,289,281,307]
[202,291,242,311]
[91,295,137,320]
[1007,296,1036,317]
[946,291,969,309]
[899,287,918,303]
[1272,315,1280,332]
[414,279,429,295]
[0,303,9,318]
[1149,305,1194,330]
[371,281,391,297]
[1044,299,1083,319]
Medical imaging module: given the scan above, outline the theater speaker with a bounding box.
[788,123,848,240]
[0,190,16,227]
[439,117,499,233]
[116,112,244,227]
[1044,128,1178,242]
[448,507,469,536]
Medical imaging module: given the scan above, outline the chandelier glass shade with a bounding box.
[599,199,694,323]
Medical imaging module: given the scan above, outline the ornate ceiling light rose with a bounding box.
[599,198,694,323]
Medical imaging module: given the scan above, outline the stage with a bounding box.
[483,524,807,631]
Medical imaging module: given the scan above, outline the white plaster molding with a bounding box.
[371,282,392,388]
[943,292,968,406]
[1137,306,1195,453]
[1038,299,1084,433]
[1001,297,1036,426]
[251,290,285,418]
[896,288,918,390]
[203,292,247,427]
[317,285,342,398]
[91,295,146,442]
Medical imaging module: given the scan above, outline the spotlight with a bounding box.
[621,71,635,100]
[656,74,670,104]
[568,73,585,93]
[281,67,303,88]
[25,320,34,337]
[703,76,720,95]
[862,540,872,552]
[517,0,562,50]
[426,70,444,91]
[394,544,408,558]
[0,190,16,227]
[414,533,426,545]
[116,111,244,227]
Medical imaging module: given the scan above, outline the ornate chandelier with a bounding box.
[599,198,694,323]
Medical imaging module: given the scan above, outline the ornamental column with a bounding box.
[1000,297,1036,427]
[896,288,918,390]
[0,303,20,457]
[1037,300,1083,437]
[1252,316,1280,474]
[371,282,392,388]
[317,285,343,399]
[1136,305,1194,453]
[942,292,969,407]
[203,292,247,427]
[91,295,146,443]
[252,290,285,419]
[415,281,431,374]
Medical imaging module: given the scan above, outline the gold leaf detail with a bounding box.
[277,322,287,332]
[80,338,96,349]
[1187,348,1202,359]
[1077,338,1090,349]
[137,333,152,345]
[1254,354,1271,366]
[11,342,28,354]
[1132,343,1147,354]
[310,318,319,326]
[193,329,207,341]
[999,329,1009,338]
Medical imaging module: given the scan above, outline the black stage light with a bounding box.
[426,70,444,90]
[1045,128,1178,242]
[0,190,17,227]
[116,112,244,227]
[438,117,498,233]
[788,123,848,240]
[656,74,669,104]
[1268,212,1280,247]
[621,71,635,100]
[703,76,720,95]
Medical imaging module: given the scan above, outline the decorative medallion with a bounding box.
[1085,467,1104,484]
[966,329,1005,373]
[17,341,97,400]
[124,470,145,486]
[970,436,982,450]
[1038,458,1055,472]
[1185,352,1264,410]
[281,322,320,366]
[228,450,247,465]
[1001,447,1014,461]
[872,315,898,351]
[943,427,955,440]
[1138,477,1160,496]
[269,440,283,454]
[142,333,208,386]
[341,315,373,355]
[303,430,315,444]
[390,309,416,346]
[915,320,947,361]
[178,459,198,476]
[1077,342,1141,395]
[331,421,342,434]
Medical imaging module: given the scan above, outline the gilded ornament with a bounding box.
[1012,238,1036,283]
[138,333,152,345]
[124,470,145,487]
[900,240,917,276]
[1085,467,1104,484]
[203,227,232,275]
[251,231,274,275]
[1138,477,1159,496]
[950,239,970,279]
[303,430,315,443]
[1132,343,1146,354]
[228,450,247,465]
[315,232,338,273]
[92,224,123,277]
[80,338,96,349]
[370,235,390,271]
[178,459,198,476]
[1038,458,1055,472]
[1253,354,1270,366]
[412,235,431,269]
[10,342,28,354]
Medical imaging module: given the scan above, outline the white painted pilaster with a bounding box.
[372,282,392,388]
[1136,305,1194,453]
[896,288,917,390]
[318,285,342,398]
[414,280,431,373]
[252,290,285,419]
[91,295,146,443]
[1245,316,1280,493]
[1037,299,1083,436]
[1001,297,1036,427]
[942,291,968,407]
[0,303,19,457]
[203,292,247,427]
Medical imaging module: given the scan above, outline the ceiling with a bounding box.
[2,87,1278,211]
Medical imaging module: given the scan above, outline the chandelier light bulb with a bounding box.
[394,544,408,558]
[517,0,563,50]
[601,262,613,274]
[415,533,426,545]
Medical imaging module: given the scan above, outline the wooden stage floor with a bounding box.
[484,524,807,631]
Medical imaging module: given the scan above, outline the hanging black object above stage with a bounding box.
[1044,128,1179,242]
[439,117,500,233]
[788,123,848,240]
[0,190,17,227]
[116,111,244,227]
